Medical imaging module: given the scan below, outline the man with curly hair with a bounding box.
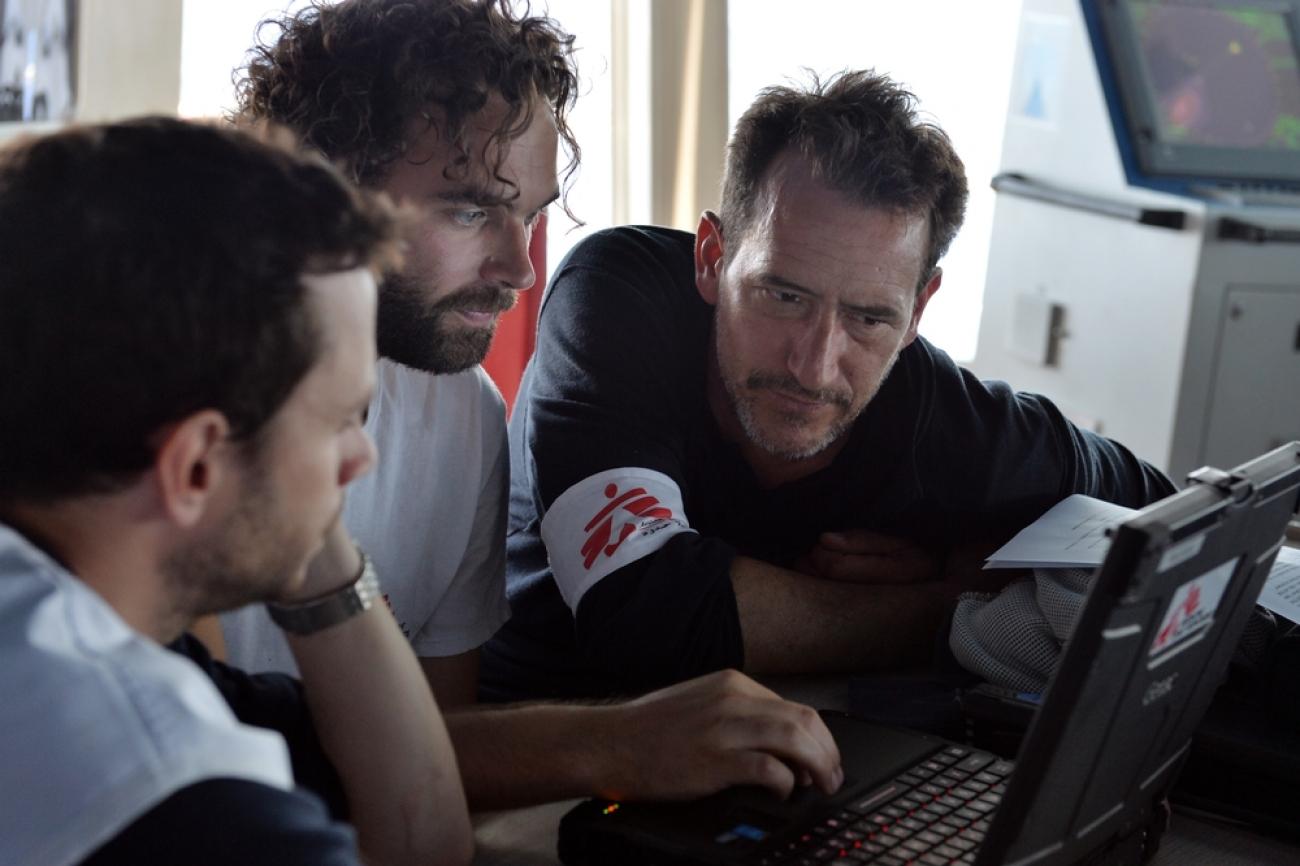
[223,0,844,812]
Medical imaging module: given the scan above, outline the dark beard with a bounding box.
[727,371,855,461]
[377,274,517,374]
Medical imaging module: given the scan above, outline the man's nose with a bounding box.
[340,428,378,487]
[482,217,538,290]
[786,312,843,392]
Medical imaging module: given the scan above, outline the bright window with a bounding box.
[179,1,1025,362]
[179,1,314,119]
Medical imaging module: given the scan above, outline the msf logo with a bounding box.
[1153,583,1202,653]
[1142,672,1179,707]
[581,482,674,569]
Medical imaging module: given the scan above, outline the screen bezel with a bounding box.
[1090,0,1300,189]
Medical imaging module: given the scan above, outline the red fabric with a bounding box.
[482,216,547,415]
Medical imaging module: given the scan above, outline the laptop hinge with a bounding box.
[1185,466,1254,505]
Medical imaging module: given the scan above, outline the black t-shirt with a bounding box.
[481,226,1175,702]
[81,636,359,866]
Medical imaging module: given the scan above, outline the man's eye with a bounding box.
[451,209,487,227]
[768,289,803,304]
[843,311,892,336]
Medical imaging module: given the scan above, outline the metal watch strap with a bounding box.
[266,550,380,636]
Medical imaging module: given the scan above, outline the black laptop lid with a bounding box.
[977,443,1300,866]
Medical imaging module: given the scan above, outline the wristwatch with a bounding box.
[267,549,381,636]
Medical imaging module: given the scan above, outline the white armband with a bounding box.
[541,467,695,613]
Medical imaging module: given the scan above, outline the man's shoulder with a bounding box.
[888,334,984,395]
[446,364,507,419]
[897,334,955,372]
[540,225,705,342]
[893,335,1059,411]
[0,535,293,866]
[559,224,695,272]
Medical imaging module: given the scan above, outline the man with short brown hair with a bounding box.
[485,70,1175,701]
[0,117,470,866]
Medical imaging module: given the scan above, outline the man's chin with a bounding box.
[379,326,495,375]
[755,433,837,462]
[435,323,497,372]
[743,411,844,463]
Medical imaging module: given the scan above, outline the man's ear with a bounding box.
[694,210,726,306]
[904,267,943,347]
[153,410,232,529]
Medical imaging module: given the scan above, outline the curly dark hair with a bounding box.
[720,70,968,287]
[236,0,580,206]
[0,117,401,503]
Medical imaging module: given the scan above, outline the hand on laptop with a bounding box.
[596,669,843,801]
[797,530,941,584]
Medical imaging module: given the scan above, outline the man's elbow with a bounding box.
[440,824,476,866]
[422,790,476,866]
[371,812,474,866]
[357,781,474,866]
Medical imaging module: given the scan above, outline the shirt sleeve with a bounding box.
[523,244,701,502]
[517,229,745,691]
[575,532,745,692]
[900,340,1176,540]
[79,778,359,866]
[411,399,512,658]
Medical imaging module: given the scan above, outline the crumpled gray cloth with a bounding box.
[948,568,1093,693]
[950,567,1277,693]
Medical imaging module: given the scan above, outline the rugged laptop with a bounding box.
[558,443,1300,866]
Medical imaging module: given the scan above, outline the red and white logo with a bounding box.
[580,483,674,569]
[1153,583,1201,653]
[542,467,693,613]
[1149,558,1236,662]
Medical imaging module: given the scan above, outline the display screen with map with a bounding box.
[1129,0,1300,150]
[1092,0,1300,189]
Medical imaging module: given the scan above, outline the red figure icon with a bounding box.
[1156,584,1202,650]
[580,482,673,569]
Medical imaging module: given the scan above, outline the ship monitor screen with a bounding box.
[1093,0,1300,187]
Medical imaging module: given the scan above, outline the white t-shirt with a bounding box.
[222,361,511,674]
[0,524,293,866]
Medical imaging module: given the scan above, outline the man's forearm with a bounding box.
[445,702,612,810]
[732,555,956,674]
[289,603,473,866]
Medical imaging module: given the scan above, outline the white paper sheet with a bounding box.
[1258,546,1300,623]
[984,494,1300,623]
[983,494,1134,569]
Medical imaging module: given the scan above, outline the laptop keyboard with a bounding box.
[755,745,1014,866]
